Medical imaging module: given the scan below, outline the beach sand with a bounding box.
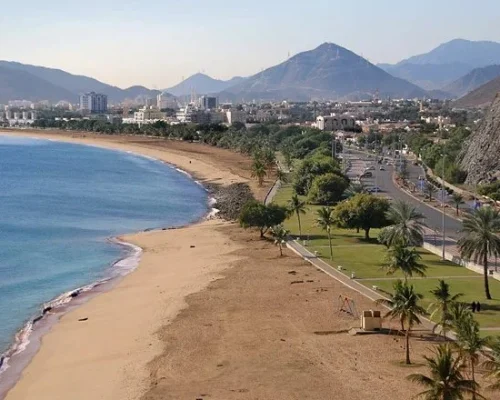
[1,131,446,399]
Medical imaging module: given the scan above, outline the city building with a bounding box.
[316,114,355,131]
[157,92,178,110]
[130,107,165,124]
[198,96,218,110]
[226,110,247,125]
[79,92,108,114]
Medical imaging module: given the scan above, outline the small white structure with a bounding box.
[360,310,382,331]
[316,114,355,131]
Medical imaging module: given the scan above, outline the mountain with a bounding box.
[165,73,247,97]
[0,61,161,103]
[0,66,75,103]
[459,94,500,184]
[443,65,500,98]
[379,39,500,90]
[219,43,429,102]
[453,75,500,108]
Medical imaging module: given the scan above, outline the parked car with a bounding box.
[367,186,382,193]
[360,171,373,178]
[379,166,385,171]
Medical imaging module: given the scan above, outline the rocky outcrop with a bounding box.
[460,94,500,184]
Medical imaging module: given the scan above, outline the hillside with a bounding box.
[453,76,500,108]
[165,73,247,96]
[460,94,500,184]
[220,43,428,102]
[443,65,500,98]
[379,39,500,89]
[0,61,160,103]
[0,66,75,103]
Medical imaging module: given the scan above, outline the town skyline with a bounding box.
[1,0,500,88]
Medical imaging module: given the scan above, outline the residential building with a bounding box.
[132,107,165,123]
[226,110,247,125]
[79,92,108,114]
[316,114,355,131]
[157,92,178,110]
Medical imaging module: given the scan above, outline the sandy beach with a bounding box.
[0,130,454,399]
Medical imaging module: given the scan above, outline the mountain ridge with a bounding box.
[164,73,247,96]
[443,65,500,98]
[453,75,500,108]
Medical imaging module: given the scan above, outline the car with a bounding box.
[379,166,385,171]
[365,166,375,171]
[360,171,373,178]
[367,186,382,193]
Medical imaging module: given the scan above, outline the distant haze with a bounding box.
[1,0,499,88]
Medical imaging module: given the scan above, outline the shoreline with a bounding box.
[0,130,254,400]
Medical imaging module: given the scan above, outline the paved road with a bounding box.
[346,150,463,240]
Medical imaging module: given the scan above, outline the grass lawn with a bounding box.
[273,183,500,330]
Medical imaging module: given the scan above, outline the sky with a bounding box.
[1,0,499,89]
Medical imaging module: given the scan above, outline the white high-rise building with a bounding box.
[157,92,177,110]
[79,92,108,114]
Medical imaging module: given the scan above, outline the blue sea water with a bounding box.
[0,135,208,354]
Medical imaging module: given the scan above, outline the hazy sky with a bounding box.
[1,0,499,89]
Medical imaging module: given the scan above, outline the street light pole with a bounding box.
[441,154,446,261]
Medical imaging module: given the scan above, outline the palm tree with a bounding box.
[482,338,500,391]
[275,168,288,184]
[448,302,473,332]
[376,280,426,364]
[426,184,437,202]
[383,245,427,280]
[270,225,289,256]
[455,315,489,398]
[316,206,335,260]
[344,182,367,198]
[288,194,307,237]
[382,200,427,247]
[251,159,267,187]
[458,207,500,300]
[408,344,483,400]
[450,193,465,217]
[428,280,463,336]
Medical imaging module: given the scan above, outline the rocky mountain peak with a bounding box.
[460,93,500,184]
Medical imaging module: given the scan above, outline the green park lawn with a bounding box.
[273,183,500,331]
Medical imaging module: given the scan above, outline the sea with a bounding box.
[0,135,209,368]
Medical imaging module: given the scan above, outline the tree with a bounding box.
[408,344,483,400]
[376,280,426,364]
[482,339,500,391]
[455,315,489,398]
[449,302,474,333]
[308,173,349,205]
[275,168,288,184]
[379,200,427,247]
[262,147,277,172]
[450,193,465,216]
[334,194,390,239]
[426,184,437,202]
[288,194,307,237]
[458,207,500,300]
[383,245,427,280]
[270,225,289,256]
[316,206,335,260]
[344,182,367,198]
[251,159,267,187]
[428,280,463,336]
[239,201,288,238]
[292,156,340,195]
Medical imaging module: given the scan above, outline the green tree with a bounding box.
[316,206,335,260]
[449,302,474,332]
[239,201,288,238]
[428,280,463,336]
[408,344,483,400]
[455,315,489,398]
[275,168,288,184]
[426,184,437,202]
[288,194,307,237]
[482,339,500,391]
[334,194,390,239]
[450,193,465,216]
[292,156,340,195]
[251,159,267,187]
[270,225,289,256]
[379,200,427,247]
[376,280,426,364]
[344,182,367,198]
[262,148,277,172]
[308,173,349,205]
[458,207,500,300]
[383,245,427,280]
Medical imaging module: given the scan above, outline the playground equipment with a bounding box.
[337,295,359,318]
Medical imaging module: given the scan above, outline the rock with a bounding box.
[205,182,254,221]
[460,94,500,184]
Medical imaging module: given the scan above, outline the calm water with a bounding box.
[0,135,208,353]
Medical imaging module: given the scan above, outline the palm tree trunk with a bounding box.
[327,231,333,260]
[297,213,302,237]
[405,327,411,365]
[456,204,459,216]
[484,252,492,300]
[279,244,283,257]
[471,361,476,400]
[364,228,370,240]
